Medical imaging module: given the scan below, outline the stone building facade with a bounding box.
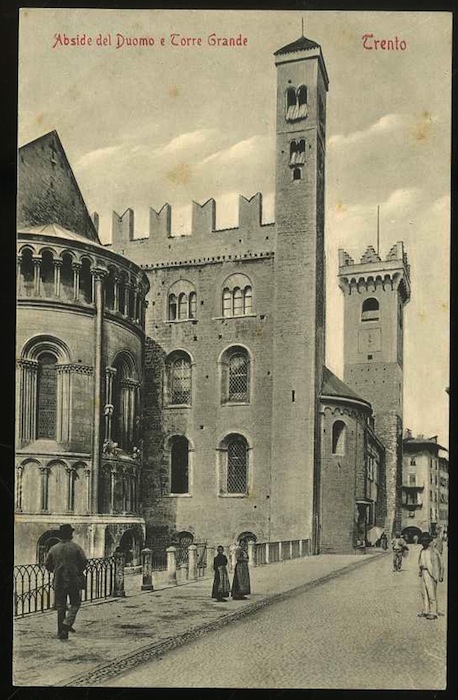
[16,33,408,560]
[15,131,150,565]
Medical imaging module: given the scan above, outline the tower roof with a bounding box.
[321,366,371,408]
[274,35,321,56]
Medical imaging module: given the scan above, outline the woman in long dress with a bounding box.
[231,538,251,600]
[211,545,230,602]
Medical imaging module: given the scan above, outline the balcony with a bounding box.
[402,483,424,490]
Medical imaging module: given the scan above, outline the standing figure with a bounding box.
[417,532,443,620]
[380,532,388,550]
[211,545,230,602]
[45,524,88,640]
[231,538,251,600]
[432,532,444,555]
[391,532,407,572]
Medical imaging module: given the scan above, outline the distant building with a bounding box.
[401,431,449,540]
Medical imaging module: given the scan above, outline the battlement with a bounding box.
[103,193,276,268]
[338,241,411,302]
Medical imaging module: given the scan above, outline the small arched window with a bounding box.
[233,288,243,316]
[40,250,55,297]
[297,85,307,106]
[243,287,253,315]
[221,274,254,317]
[293,168,302,181]
[36,352,58,439]
[222,288,232,317]
[170,436,189,494]
[168,294,177,320]
[332,420,346,455]
[167,353,192,406]
[286,85,308,121]
[286,87,297,108]
[189,292,197,319]
[361,297,380,322]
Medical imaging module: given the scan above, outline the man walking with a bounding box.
[391,532,407,572]
[417,531,443,620]
[45,524,88,640]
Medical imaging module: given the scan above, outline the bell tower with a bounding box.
[338,243,411,535]
[270,35,329,546]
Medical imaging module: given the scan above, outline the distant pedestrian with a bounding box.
[380,532,388,550]
[231,538,251,600]
[45,524,88,640]
[417,532,443,620]
[211,545,230,602]
[391,532,407,571]
[432,533,444,555]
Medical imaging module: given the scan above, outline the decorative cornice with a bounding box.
[57,363,94,375]
[139,251,275,271]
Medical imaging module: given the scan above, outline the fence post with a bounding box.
[278,541,283,561]
[265,542,270,564]
[141,548,153,591]
[166,546,177,586]
[188,544,198,580]
[248,540,256,568]
[299,539,303,557]
[113,551,126,597]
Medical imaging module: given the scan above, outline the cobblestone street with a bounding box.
[104,544,447,689]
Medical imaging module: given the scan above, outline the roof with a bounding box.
[17,130,100,244]
[403,438,448,453]
[274,35,320,56]
[18,223,105,248]
[321,366,371,407]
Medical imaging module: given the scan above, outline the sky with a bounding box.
[18,9,451,448]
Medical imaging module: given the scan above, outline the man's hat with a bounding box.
[58,524,75,538]
[419,532,433,544]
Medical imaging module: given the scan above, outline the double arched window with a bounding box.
[220,346,251,404]
[168,280,197,321]
[286,85,308,121]
[361,297,380,322]
[36,352,58,439]
[109,352,139,452]
[165,351,192,406]
[222,274,253,317]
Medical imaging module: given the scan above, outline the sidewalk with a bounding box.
[13,550,385,687]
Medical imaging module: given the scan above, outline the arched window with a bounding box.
[80,258,92,304]
[178,293,188,320]
[293,168,302,181]
[166,352,192,406]
[105,269,116,310]
[36,352,57,439]
[290,139,306,166]
[297,85,307,106]
[227,435,248,494]
[332,420,346,455]
[189,292,197,319]
[60,253,74,301]
[221,274,254,317]
[170,436,189,494]
[111,353,139,451]
[286,87,297,108]
[167,280,197,321]
[286,85,308,121]
[229,353,249,402]
[243,287,253,315]
[40,250,54,297]
[168,294,177,320]
[361,297,380,322]
[222,288,232,317]
[19,249,34,297]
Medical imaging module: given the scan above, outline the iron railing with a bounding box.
[196,542,207,577]
[291,539,301,558]
[254,542,267,566]
[269,541,280,563]
[14,555,118,617]
[281,540,292,560]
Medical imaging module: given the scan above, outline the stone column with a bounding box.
[247,540,255,568]
[17,256,22,296]
[53,259,62,297]
[265,542,270,564]
[299,539,303,557]
[85,467,91,514]
[289,541,293,560]
[15,465,24,511]
[278,541,283,561]
[166,546,177,586]
[32,257,41,296]
[141,548,154,590]
[188,544,198,580]
[72,262,82,301]
[113,551,126,597]
[39,466,49,512]
[66,466,75,512]
[110,467,116,514]
[91,268,106,513]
